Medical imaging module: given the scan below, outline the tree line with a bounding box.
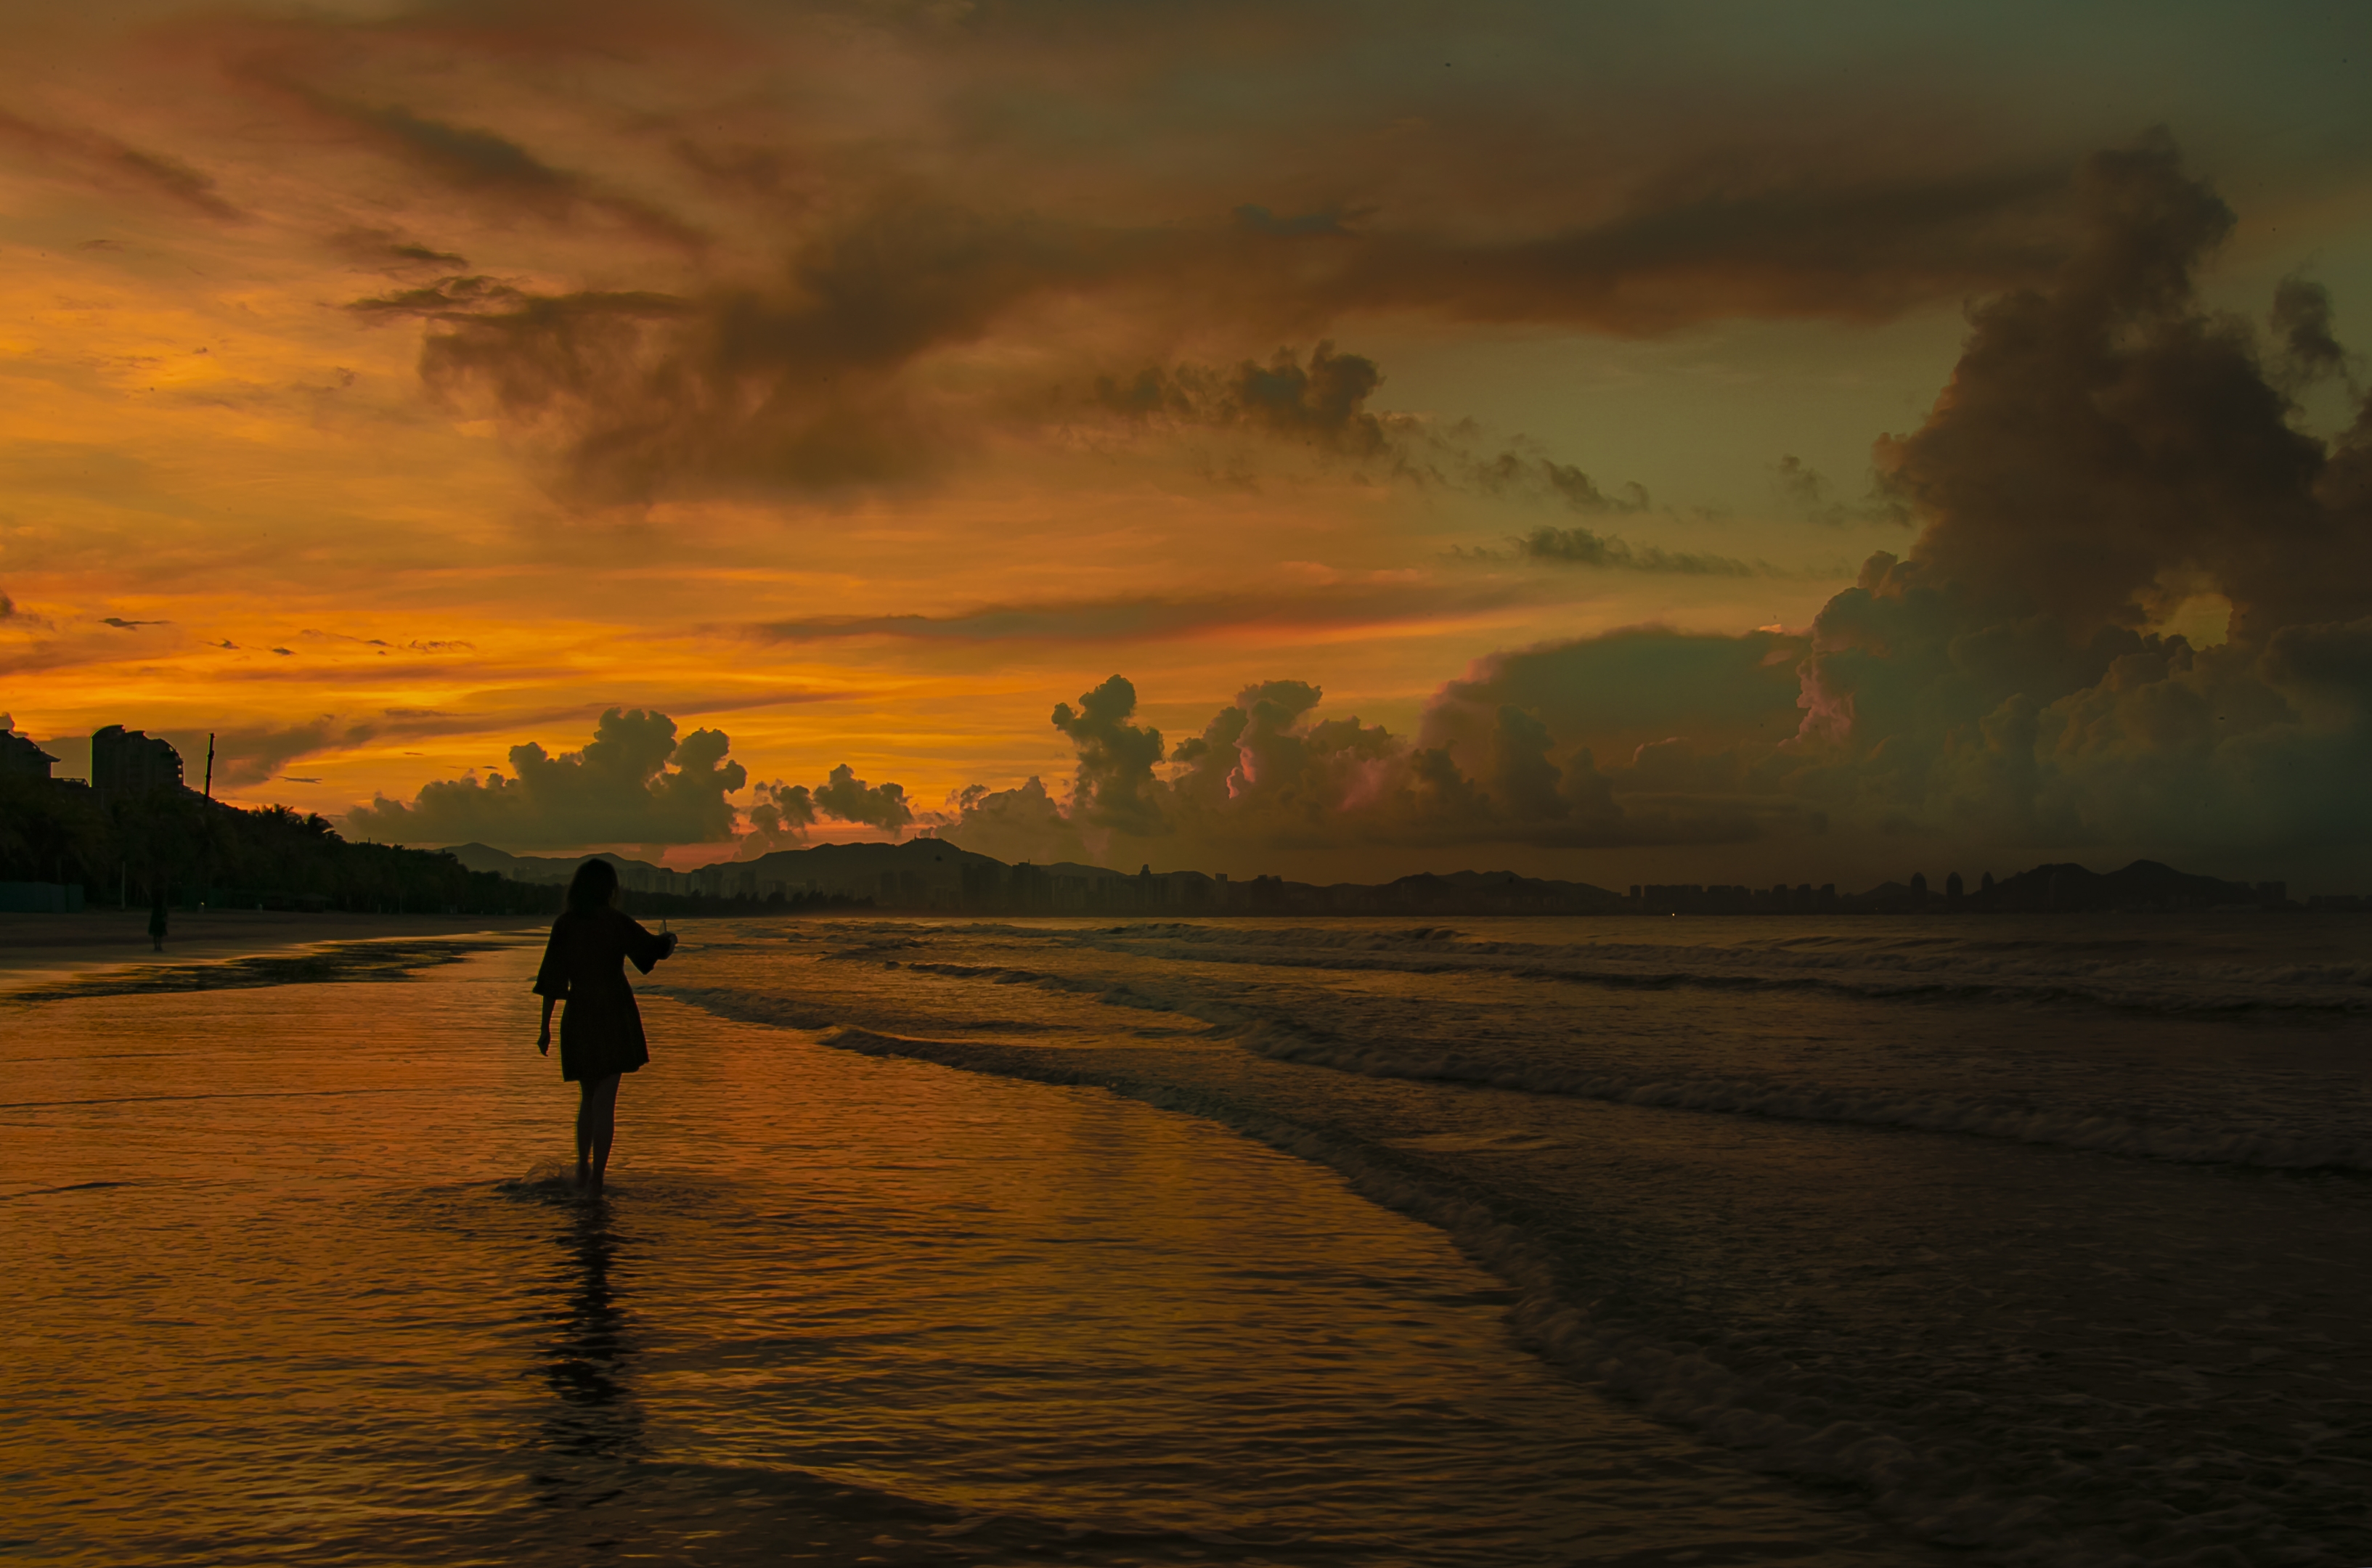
[0,780,867,918]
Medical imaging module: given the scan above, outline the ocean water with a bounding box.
[6,915,2370,1566]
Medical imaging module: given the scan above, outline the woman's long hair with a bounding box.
[566,857,621,913]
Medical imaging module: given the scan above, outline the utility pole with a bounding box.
[203,734,215,801]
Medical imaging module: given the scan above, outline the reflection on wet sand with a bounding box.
[534,1204,644,1506]
[5,947,1963,1566]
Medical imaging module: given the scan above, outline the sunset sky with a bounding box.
[5,0,2371,888]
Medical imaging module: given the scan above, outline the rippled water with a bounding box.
[9,914,2371,1566]
[656,913,2372,1567]
[5,932,1940,1567]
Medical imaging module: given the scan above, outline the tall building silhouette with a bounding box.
[0,724,59,780]
[91,725,184,801]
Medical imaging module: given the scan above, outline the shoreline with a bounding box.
[0,908,551,976]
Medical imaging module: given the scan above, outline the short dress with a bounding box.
[532,907,671,1082]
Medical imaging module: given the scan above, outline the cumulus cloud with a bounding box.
[1613,136,2372,868]
[746,761,935,848]
[1740,138,2372,862]
[942,777,1092,867]
[943,666,1756,868]
[1052,675,1167,835]
[741,780,817,854]
[349,707,746,849]
[810,763,918,832]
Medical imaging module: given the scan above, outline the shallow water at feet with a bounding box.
[2,942,1935,1567]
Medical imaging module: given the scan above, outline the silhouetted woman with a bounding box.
[534,859,677,1195]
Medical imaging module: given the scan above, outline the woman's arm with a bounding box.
[537,995,556,1054]
[624,916,677,974]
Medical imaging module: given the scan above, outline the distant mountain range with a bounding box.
[1963,859,2286,913]
[441,842,2303,916]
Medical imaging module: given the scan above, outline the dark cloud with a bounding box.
[749,580,1536,646]
[942,777,1091,867]
[348,198,1045,499]
[2270,275,2351,391]
[1421,628,1808,764]
[347,707,746,849]
[1772,455,1908,528]
[811,764,917,832]
[1099,341,1685,521]
[0,107,245,221]
[1095,342,1398,459]
[741,780,817,854]
[1506,526,1760,576]
[360,103,566,190]
[1584,132,2372,872]
[1052,675,1166,835]
[160,721,348,792]
[1869,133,2357,643]
[1,592,15,620]
[330,227,469,274]
[1308,163,2067,336]
[100,616,166,629]
[1529,461,1651,515]
[341,145,2069,504]
[348,274,534,319]
[290,92,704,250]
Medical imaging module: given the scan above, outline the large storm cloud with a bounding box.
[937,137,2372,882]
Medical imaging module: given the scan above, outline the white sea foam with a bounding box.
[1233,1024,2372,1172]
[1035,920,2372,1016]
[881,952,2372,1174]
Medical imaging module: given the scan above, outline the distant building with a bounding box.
[91,725,184,801]
[0,726,58,781]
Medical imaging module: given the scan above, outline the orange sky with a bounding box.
[7,1,2372,886]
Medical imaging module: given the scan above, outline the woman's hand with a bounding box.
[660,931,680,958]
[537,1025,551,1055]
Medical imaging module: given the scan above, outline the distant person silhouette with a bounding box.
[149,891,167,953]
[534,859,678,1196]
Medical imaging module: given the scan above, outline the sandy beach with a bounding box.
[0,908,552,975]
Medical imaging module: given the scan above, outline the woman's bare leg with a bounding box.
[576,1073,623,1193]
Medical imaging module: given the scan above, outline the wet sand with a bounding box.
[0,908,551,974]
